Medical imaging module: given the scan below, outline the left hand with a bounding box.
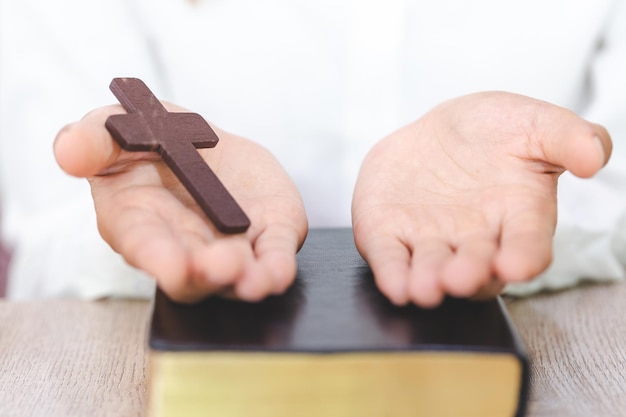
[352,91,611,307]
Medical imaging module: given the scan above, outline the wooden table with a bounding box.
[1,282,625,417]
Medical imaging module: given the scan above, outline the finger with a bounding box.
[254,223,303,293]
[233,223,304,301]
[99,188,220,303]
[355,234,411,306]
[114,210,204,303]
[233,262,274,302]
[536,108,612,178]
[494,210,554,283]
[53,105,131,177]
[407,239,451,308]
[190,237,251,287]
[440,233,498,298]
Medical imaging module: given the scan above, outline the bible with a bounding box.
[147,228,529,417]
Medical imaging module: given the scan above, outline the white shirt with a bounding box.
[1,0,625,298]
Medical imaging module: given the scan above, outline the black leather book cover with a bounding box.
[149,228,529,416]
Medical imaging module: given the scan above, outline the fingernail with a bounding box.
[594,135,607,167]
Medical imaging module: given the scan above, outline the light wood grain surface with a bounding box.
[506,282,626,417]
[0,282,625,417]
[0,300,150,417]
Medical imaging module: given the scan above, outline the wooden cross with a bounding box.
[105,77,250,234]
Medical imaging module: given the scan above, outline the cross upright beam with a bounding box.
[105,77,250,234]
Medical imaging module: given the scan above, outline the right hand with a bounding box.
[54,103,308,303]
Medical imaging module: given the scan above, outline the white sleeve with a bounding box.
[0,0,165,298]
[506,0,626,296]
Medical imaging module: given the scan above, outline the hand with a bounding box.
[55,103,308,303]
[352,91,611,308]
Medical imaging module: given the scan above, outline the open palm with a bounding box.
[353,92,611,307]
[55,103,307,303]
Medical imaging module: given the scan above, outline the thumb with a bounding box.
[537,108,612,178]
[54,105,126,178]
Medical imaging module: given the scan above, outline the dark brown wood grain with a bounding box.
[105,77,250,234]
